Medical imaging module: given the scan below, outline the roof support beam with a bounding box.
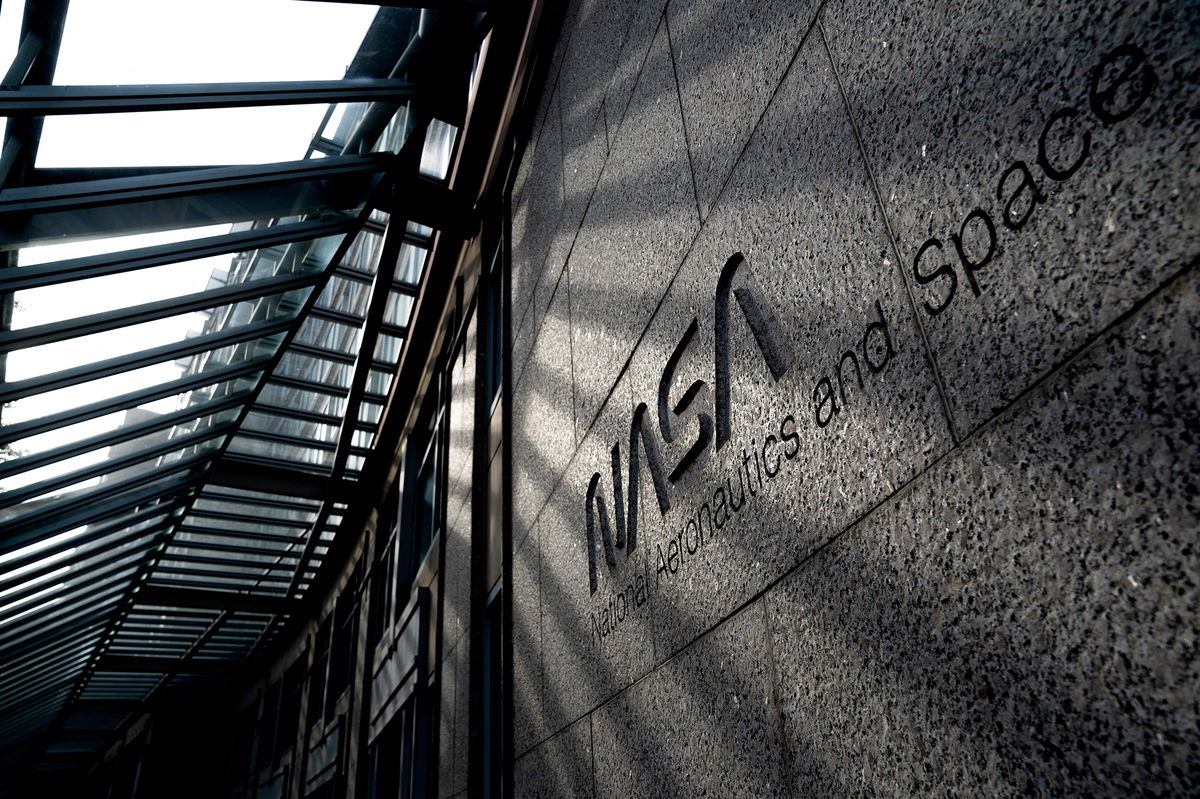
[197,488,318,512]
[206,458,353,503]
[0,154,391,216]
[0,460,202,553]
[93,655,233,676]
[0,215,355,292]
[0,500,183,577]
[0,271,318,351]
[0,79,417,115]
[251,401,378,431]
[132,585,298,616]
[0,316,291,403]
[0,154,392,248]
[0,546,154,619]
[0,525,168,601]
[0,391,248,481]
[176,525,308,546]
[285,151,419,599]
[0,358,269,445]
[0,421,235,510]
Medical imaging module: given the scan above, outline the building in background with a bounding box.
[0,1,1197,797]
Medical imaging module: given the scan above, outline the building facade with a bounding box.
[506,0,1198,796]
[0,0,1196,797]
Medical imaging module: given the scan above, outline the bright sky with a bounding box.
[0,1,377,511]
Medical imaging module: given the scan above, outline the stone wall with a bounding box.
[509,0,1198,795]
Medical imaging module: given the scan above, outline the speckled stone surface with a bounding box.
[441,492,470,653]
[556,0,644,233]
[623,28,952,658]
[510,87,565,365]
[591,600,789,798]
[567,18,702,443]
[603,0,669,148]
[666,0,821,218]
[513,714,594,799]
[504,0,1199,794]
[765,268,1199,796]
[513,280,577,552]
[538,375,660,738]
[449,634,470,796]
[513,526,544,757]
[446,315,475,513]
[821,0,1200,435]
[436,644,457,798]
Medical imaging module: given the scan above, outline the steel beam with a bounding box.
[93,655,233,676]
[131,585,297,616]
[0,316,290,404]
[186,506,311,529]
[0,271,318,351]
[0,546,153,619]
[0,422,234,510]
[0,79,416,115]
[0,154,392,248]
[0,500,182,577]
[0,216,354,292]
[250,401,378,432]
[0,390,249,480]
[0,460,202,553]
[0,358,269,446]
[206,458,353,502]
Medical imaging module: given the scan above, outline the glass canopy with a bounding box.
[0,0,482,780]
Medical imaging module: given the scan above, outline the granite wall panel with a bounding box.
[591,600,789,798]
[513,715,594,799]
[449,634,471,796]
[510,89,564,349]
[436,645,458,798]
[666,0,822,219]
[446,315,475,514]
[538,375,658,739]
[821,0,1200,434]
[765,268,1199,796]
[567,17,702,442]
[506,0,1198,795]
[513,524,544,757]
[441,492,470,656]
[624,25,951,658]
[513,279,577,551]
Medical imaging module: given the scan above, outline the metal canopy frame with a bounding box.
[0,0,492,786]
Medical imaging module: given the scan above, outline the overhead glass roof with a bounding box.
[0,0,479,780]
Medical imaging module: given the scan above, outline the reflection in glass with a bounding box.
[419,119,458,180]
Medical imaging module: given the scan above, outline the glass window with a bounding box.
[418,119,458,180]
[52,1,377,84]
[39,105,338,169]
[394,380,444,605]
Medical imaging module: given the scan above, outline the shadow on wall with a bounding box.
[498,0,1199,795]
